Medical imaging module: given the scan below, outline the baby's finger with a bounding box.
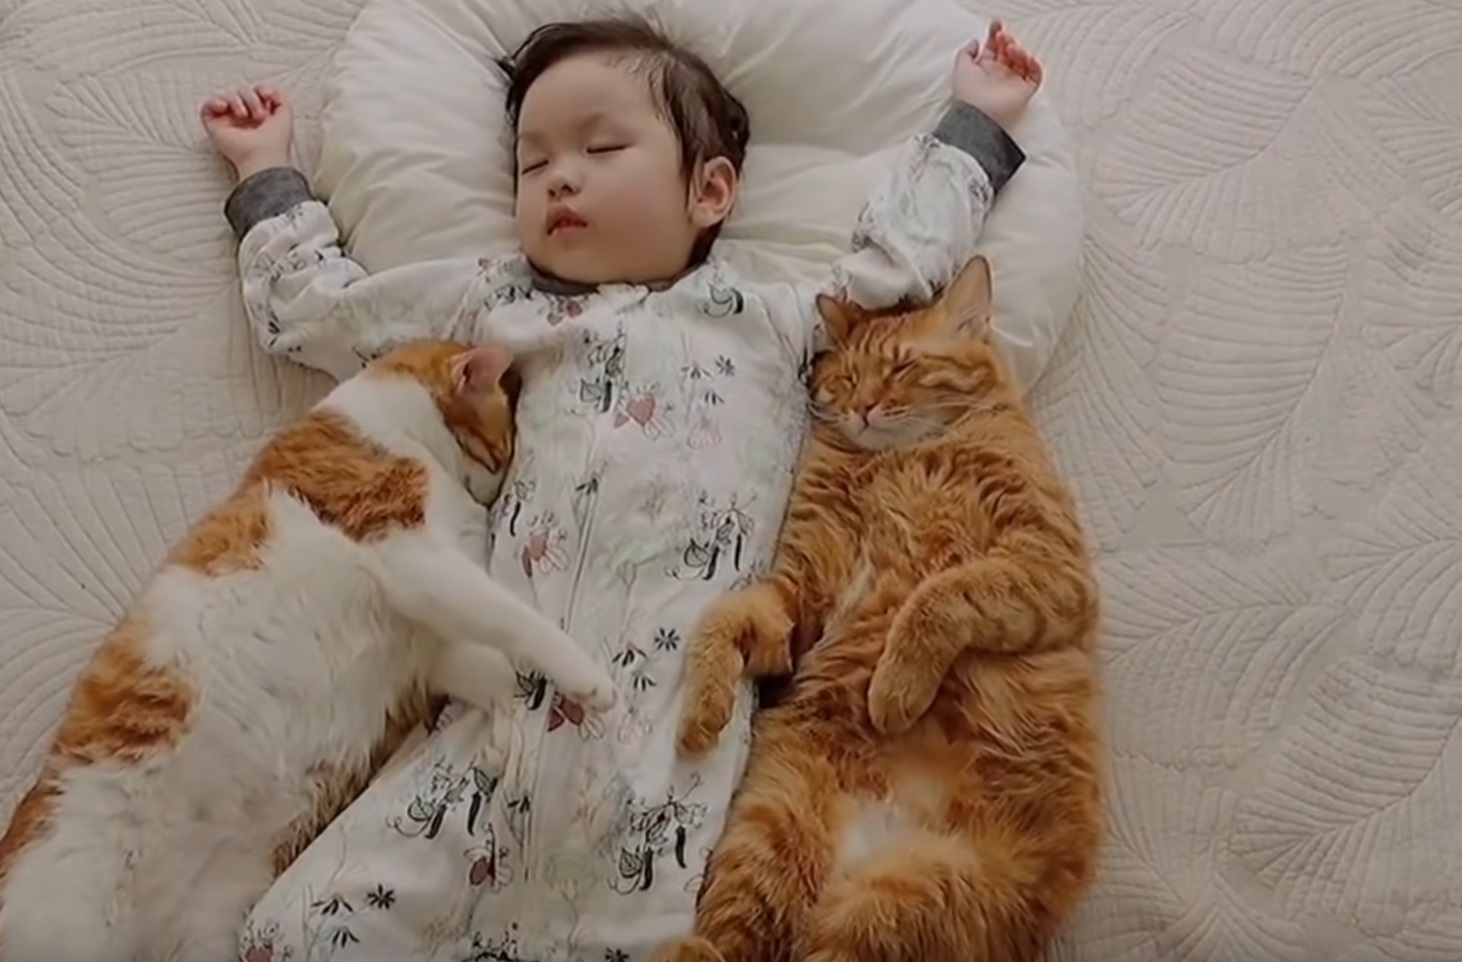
[1024,54,1044,85]
[200,97,227,119]
[1009,43,1033,75]
[228,93,249,118]
[257,85,285,110]
[241,86,265,120]
[986,19,1005,53]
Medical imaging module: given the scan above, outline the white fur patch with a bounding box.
[0,373,597,962]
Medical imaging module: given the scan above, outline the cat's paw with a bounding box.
[678,585,792,756]
[651,936,727,962]
[678,644,742,756]
[715,582,796,677]
[867,644,938,735]
[868,598,947,733]
[679,683,737,757]
[558,664,618,714]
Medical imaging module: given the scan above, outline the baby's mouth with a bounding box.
[547,211,588,236]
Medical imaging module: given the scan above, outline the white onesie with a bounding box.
[226,103,1022,962]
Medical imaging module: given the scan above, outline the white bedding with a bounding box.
[2,0,1461,960]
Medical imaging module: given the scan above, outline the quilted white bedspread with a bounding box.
[3,0,1460,959]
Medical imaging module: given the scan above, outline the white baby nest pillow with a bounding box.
[316,0,1083,391]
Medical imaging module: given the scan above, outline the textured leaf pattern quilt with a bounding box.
[2,0,1460,959]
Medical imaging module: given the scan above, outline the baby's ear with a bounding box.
[942,256,994,340]
[690,156,739,230]
[454,345,514,393]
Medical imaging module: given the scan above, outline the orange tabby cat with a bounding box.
[655,256,1104,962]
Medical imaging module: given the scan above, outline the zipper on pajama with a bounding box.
[520,378,610,888]
[561,317,624,645]
[562,470,601,637]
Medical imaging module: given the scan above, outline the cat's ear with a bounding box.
[817,294,860,343]
[453,345,514,394]
[943,256,994,340]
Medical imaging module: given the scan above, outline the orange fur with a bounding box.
[0,614,193,893]
[659,258,1104,962]
[0,339,516,912]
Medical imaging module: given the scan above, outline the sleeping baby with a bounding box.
[201,15,1043,961]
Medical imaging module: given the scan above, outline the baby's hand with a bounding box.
[200,85,294,182]
[951,21,1043,130]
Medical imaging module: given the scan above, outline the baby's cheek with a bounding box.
[617,183,676,228]
[512,199,540,247]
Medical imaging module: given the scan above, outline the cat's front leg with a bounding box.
[376,535,617,712]
[868,565,979,734]
[869,551,1098,733]
[679,580,796,756]
[429,642,519,713]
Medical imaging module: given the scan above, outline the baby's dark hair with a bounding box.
[498,16,751,180]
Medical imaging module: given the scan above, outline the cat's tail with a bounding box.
[800,823,1093,962]
[0,777,140,962]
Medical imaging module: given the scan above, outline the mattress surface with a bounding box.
[3,0,1460,959]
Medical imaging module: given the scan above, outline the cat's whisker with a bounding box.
[882,404,966,424]
[893,418,950,435]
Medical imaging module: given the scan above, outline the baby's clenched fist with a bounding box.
[201,84,294,182]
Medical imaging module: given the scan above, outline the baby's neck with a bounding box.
[527,263,597,296]
[525,258,701,296]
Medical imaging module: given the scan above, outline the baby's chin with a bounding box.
[529,249,668,289]
[525,248,606,286]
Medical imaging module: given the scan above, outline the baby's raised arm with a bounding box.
[202,87,506,382]
[784,22,1043,353]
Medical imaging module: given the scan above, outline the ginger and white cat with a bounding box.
[0,340,616,962]
[657,258,1103,962]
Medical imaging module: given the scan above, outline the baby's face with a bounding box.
[514,54,702,286]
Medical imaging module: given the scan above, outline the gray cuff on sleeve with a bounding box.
[932,103,1026,195]
[224,167,315,239]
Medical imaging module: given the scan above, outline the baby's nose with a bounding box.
[547,167,580,197]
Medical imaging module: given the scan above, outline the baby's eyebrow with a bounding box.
[517,111,617,150]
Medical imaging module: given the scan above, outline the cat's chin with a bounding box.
[838,419,939,451]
